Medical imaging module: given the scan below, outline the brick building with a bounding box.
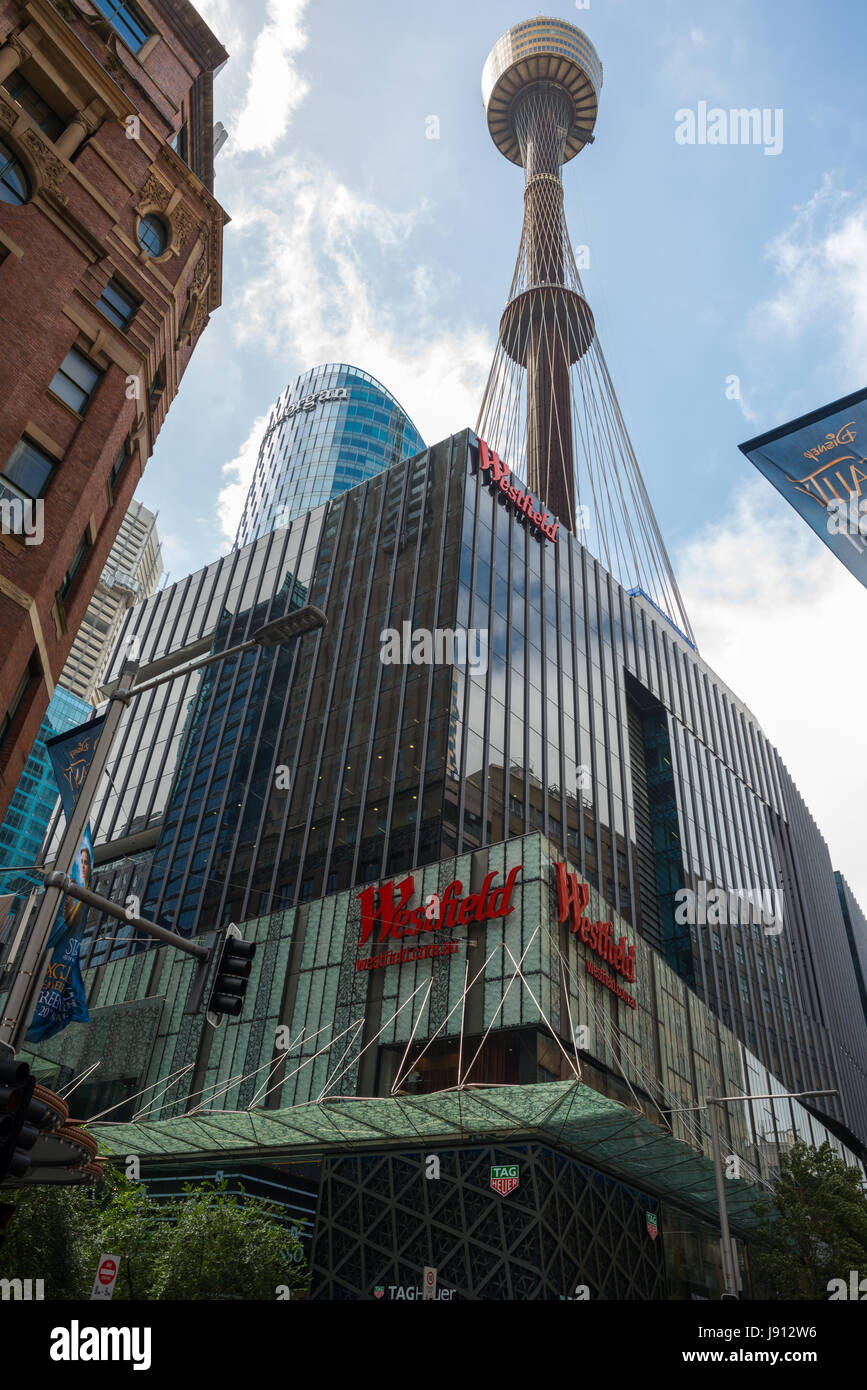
[0,0,227,820]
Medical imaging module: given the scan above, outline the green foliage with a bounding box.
[153,1179,308,1301]
[0,1184,93,1299]
[0,1170,308,1301]
[750,1140,867,1300]
[85,1169,168,1301]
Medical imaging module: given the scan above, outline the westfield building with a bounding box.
[15,18,867,1300]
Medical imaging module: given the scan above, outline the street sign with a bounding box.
[91,1254,120,1301]
[422,1266,437,1300]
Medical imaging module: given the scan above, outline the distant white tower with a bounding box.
[63,499,162,704]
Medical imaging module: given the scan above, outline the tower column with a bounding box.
[510,85,579,525]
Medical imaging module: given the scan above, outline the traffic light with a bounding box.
[207,925,256,1023]
[0,1059,48,1185]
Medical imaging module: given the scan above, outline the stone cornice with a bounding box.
[151,0,228,73]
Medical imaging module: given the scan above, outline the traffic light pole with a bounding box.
[40,874,209,961]
[669,1086,839,1299]
[707,1098,740,1299]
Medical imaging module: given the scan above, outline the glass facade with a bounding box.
[32,830,863,1197]
[45,430,867,1154]
[837,871,867,1027]
[235,363,425,545]
[0,684,94,951]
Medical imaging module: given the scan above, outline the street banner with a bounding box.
[26,716,104,1041]
[91,1254,120,1301]
[25,825,93,1041]
[45,716,106,816]
[739,386,867,589]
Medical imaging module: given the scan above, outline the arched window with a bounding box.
[0,140,31,205]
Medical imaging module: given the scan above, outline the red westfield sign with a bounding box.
[355,866,522,973]
[477,440,560,543]
[554,862,637,1008]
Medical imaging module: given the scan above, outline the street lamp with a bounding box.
[0,604,328,1054]
[252,608,328,645]
[670,1086,838,1299]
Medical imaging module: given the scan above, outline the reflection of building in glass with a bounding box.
[0,503,161,945]
[236,364,425,544]
[837,871,867,1028]
[42,520,322,963]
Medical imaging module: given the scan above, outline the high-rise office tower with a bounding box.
[62,499,162,705]
[235,364,425,546]
[0,0,228,822]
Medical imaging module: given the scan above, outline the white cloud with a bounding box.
[211,151,492,541]
[217,413,268,543]
[662,24,729,100]
[750,177,867,373]
[208,0,493,543]
[231,0,310,155]
[677,478,867,906]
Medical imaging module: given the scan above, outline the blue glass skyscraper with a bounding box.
[235,363,426,545]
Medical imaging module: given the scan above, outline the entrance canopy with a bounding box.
[93,1080,767,1234]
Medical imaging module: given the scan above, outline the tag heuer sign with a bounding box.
[646,1211,659,1240]
[373,1286,385,1299]
[490,1164,520,1196]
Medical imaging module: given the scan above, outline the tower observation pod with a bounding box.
[477,19,695,646]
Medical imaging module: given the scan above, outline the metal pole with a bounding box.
[0,898,50,1062]
[119,638,256,701]
[0,660,139,1051]
[42,874,208,961]
[666,1086,838,1301]
[666,1089,838,1115]
[708,1098,740,1299]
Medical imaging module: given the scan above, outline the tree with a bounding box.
[749,1140,867,1299]
[0,1183,92,1299]
[152,1179,308,1301]
[86,1169,169,1301]
[0,1171,308,1300]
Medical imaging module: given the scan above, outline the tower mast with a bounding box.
[478,19,695,647]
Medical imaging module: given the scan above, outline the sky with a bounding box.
[135,0,867,902]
